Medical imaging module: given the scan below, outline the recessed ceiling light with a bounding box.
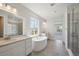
[54,11,56,13]
[50,3,55,6]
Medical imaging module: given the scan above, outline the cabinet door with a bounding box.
[0,40,25,56]
[9,40,25,56]
[25,38,32,55]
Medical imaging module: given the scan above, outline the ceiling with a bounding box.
[22,3,72,20]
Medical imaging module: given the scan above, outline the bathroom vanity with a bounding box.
[0,4,33,56]
[0,35,32,56]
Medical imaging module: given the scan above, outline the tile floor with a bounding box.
[31,40,69,56]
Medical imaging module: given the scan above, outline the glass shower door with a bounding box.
[71,8,78,55]
[67,5,79,56]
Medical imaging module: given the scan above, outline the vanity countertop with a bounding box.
[0,35,37,47]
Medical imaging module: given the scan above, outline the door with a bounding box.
[0,16,3,37]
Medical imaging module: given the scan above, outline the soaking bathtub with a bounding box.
[32,36,47,52]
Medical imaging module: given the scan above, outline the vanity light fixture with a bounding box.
[0,3,3,7]
[0,3,17,14]
[6,5,11,10]
[13,8,17,13]
[43,22,46,24]
[43,20,47,24]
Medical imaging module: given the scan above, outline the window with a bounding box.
[30,17,39,35]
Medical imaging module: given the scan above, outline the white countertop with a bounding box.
[0,35,37,47]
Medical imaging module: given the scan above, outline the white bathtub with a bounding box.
[32,36,47,52]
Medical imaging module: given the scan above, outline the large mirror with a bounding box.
[0,8,23,38]
[7,15,23,36]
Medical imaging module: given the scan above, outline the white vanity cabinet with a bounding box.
[0,40,26,56]
[0,37,32,56]
[25,38,32,55]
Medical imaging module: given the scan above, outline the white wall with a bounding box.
[47,15,66,42]
[47,19,56,39]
